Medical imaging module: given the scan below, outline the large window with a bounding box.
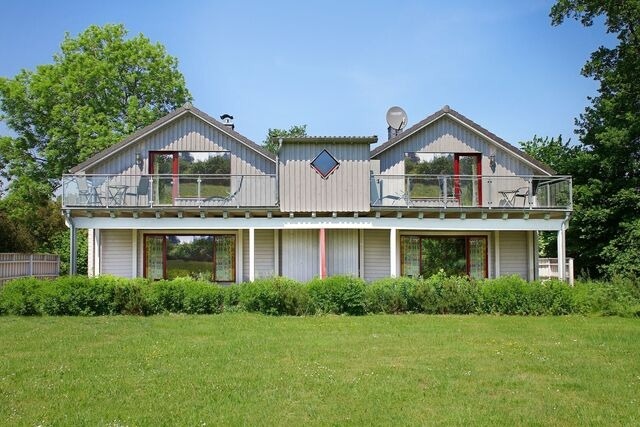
[144,234,236,282]
[150,151,231,204]
[404,152,482,206]
[400,235,487,279]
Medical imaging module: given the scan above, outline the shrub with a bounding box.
[365,277,418,313]
[143,278,223,314]
[413,272,479,314]
[308,276,366,315]
[0,277,45,315]
[238,277,308,315]
[479,275,531,315]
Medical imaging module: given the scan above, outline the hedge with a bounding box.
[0,274,638,317]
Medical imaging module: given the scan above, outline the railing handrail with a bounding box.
[63,173,276,178]
[371,174,572,179]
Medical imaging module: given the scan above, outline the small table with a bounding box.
[107,185,128,206]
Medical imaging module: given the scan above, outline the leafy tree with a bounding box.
[549,1,640,278]
[262,125,307,154]
[0,23,192,194]
[0,24,191,273]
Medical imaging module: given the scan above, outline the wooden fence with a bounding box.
[538,257,574,285]
[0,253,60,285]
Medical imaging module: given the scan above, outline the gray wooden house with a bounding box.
[62,104,572,282]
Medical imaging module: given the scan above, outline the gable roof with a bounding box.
[69,104,275,173]
[370,105,556,175]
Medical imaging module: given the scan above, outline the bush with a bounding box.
[143,278,223,315]
[1,273,638,317]
[0,277,45,315]
[413,272,479,314]
[365,277,418,313]
[308,276,366,315]
[238,277,308,315]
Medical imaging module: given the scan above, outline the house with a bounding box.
[61,104,572,283]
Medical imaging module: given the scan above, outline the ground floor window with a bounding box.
[400,235,487,279]
[144,234,235,282]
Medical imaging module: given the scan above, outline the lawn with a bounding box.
[1,315,639,426]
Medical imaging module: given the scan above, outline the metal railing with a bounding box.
[371,174,572,209]
[62,174,278,208]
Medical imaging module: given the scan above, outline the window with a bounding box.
[400,235,487,279]
[404,152,482,206]
[144,234,236,282]
[150,151,231,204]
[310,149,340,179]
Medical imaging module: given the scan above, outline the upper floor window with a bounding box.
[404,152,482,206]
[150,151,231,203]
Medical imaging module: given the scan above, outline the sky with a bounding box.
[0,0,613,148]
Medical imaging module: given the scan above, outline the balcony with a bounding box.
[371,174,572,210]
[62,174,278,209]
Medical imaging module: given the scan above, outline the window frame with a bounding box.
[143,233,237,282]
[399,234,488,279]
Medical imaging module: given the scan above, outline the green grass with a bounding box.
[1,315,639,425]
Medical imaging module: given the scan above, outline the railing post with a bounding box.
[149,176,154,208]
[487,178,492,208]
[29,254,33,277]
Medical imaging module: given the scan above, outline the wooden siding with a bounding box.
[82,113,276,206]
[242,229,275,281]
[363,229,390,281]
[279,143,370,212]
[326,229,359,276]
[499,231,528,279]
[281,229,319,281]
[377,117,541,175]
[101,230,133,278]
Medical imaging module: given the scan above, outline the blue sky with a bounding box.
[0,0,612,147]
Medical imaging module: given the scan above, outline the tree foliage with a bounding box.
[0,23,192,192]
[262,125,308,154]
[545,1,640,278]
[0,24,191,272]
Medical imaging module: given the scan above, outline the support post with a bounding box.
[249,227,255,282]
[494,230,500,278]
[390,228,397,278]
[69,222,77,275]
[319,228,327,279]
[557,224,566,282]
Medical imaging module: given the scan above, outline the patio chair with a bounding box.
[125,176,150,206]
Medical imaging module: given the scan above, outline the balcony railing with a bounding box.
[371,174,572,209]
[62,174,278,208]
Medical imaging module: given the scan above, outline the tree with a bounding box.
[550,1,640,278]
[0,24,191,273]
[0,24,192,194]
[262,125,308,154]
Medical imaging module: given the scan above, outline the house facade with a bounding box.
[62,104,572,283]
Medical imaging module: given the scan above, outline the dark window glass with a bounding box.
[310,149,339,179]
[400,235,487,279]
[145,234,235,282]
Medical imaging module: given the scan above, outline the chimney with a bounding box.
[220,114,234,131]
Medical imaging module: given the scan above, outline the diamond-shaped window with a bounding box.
[310,149,340,179]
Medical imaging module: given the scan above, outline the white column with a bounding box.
[557,225,566,282]
[527,231,535,281]
[358,229,365,279]
[94,229,101,276]
[249,227,255,282]
[390,228,397,278]
[131,229,138,278]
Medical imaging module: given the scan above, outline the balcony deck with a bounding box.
[370,174,572,211]
[62,174,278,209]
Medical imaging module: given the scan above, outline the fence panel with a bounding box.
[538,257,574,285]
[0,253,60,285]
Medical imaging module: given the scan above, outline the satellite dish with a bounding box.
[386,106,408,130]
